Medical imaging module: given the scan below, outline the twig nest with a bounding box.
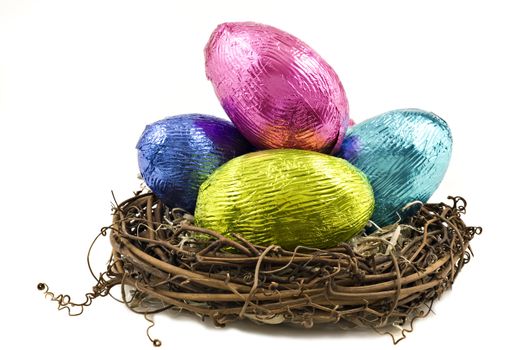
[101,191,480,342]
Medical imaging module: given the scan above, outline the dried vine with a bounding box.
[39,191,481,345]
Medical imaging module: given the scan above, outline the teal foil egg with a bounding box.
[337,109,452,227]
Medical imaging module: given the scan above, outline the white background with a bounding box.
[1,0,524,349]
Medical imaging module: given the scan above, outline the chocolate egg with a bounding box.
[205,22,350,154]
[337,109,452,227]
[194,149,374,250]
[136,114,253,212]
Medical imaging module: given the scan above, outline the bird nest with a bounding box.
[38,191,481,346]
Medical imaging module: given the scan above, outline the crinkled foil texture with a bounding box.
[205,22,350,154]
[136,114,254,212]
[337,109,452,227]
[195,149,374,250]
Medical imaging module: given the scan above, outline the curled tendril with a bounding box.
[144,313,162,347]
[447,196,467,214]
[37,282,102,316]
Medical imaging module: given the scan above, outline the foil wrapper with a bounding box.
[137,114,254,212]
[337,109,452,227]
[205,22,350,154]
[194,149,374,250]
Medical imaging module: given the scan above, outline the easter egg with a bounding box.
[136,114,253,212]
[337,109,452,227]
[194,149,374,250]
[204,22,350,154]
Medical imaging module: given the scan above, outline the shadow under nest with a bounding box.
[39,191,481,345]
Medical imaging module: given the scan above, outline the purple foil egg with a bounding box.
[136,114,254,213]
[205,22,350,154]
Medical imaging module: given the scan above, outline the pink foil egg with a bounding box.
[204,22,350,154]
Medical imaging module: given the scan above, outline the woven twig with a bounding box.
[39,191,481,345]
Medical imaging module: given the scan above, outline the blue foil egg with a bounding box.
[136,114,254,212]
[337,109,452,227]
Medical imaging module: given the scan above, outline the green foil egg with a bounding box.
[194,149,374,250]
